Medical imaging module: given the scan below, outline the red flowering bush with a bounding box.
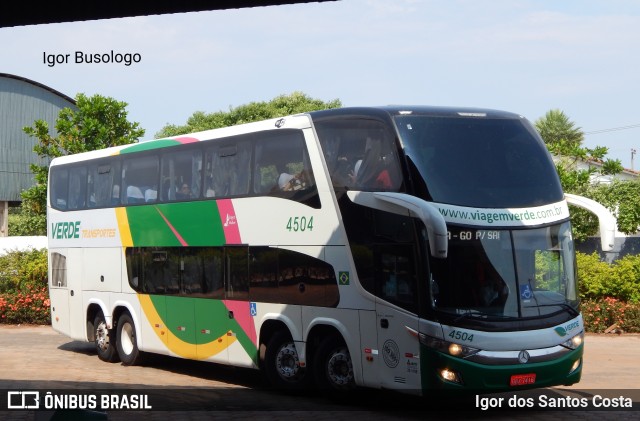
[0,285,51,324]
[0,249,50,325]
[581,297,640,333]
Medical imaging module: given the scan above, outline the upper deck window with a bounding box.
[395,115,563,208]
[49,128,320,211]
[315,118,402,192]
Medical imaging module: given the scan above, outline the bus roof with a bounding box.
[49,105,525,166]
[308,105,525,120]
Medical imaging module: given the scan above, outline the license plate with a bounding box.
[510,373,536,386]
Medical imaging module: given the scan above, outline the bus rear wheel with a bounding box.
[314,335,355,392]
[94,313,119,362]
[116,313,142,366]
[264,330,310,390]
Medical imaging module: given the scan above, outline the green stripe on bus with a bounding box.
[151,295,258,363]
[126,201,226,246]
[120,139,183,154]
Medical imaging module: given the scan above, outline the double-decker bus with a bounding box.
[47,106,614,393]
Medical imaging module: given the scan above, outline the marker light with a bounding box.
[420,333,480,359]
[448,343,463,356]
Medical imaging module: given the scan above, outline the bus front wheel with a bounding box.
[94,313,119,363]
[116,313,142,366]
[314,335,355,391]
[264,330,309,390]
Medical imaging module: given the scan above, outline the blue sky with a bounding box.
[2,0,640,167]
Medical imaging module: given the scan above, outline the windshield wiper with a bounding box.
[534,302,580,317]
[453,310,484,323]
[453,310,516,323]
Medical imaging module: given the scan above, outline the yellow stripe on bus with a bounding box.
[115,207,133,247]
[138,294,235,360]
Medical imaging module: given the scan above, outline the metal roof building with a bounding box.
[0,73,76,235]
[0,1,333,28]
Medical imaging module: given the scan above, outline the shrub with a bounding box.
[0,248,48,293]
[0,285,51,324]
[577,251,640,303]
[0,248,50,325]
[581,298,640,333]
[7,208,47,236]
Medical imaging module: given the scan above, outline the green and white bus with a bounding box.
[47,106,614,394]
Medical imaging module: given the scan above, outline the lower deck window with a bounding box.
[126,246,339,307]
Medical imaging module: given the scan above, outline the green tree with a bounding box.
[590,179,640,235]
[20,93,145,234]
[535,109,624,241]
[156,92,341,138]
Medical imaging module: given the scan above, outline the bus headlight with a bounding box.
[439,368,463,384]
[561,331,584,350]
[419,333,480,358]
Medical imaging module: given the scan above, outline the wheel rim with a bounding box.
[120,322,135,356]
[275,342,302,381]
[95,321,110,352]
[326,346,354,386]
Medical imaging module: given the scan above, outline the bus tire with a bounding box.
[94,312,119,363]
[264,330,309,390]
[116,313,142,366]
[314,335,355,392]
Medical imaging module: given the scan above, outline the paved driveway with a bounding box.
[0,326,638,420]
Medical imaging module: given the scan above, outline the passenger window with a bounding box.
[315,119,402,192]
[122,155,159,204]
[50,168,69,210]
[204,140,252,198]
[161,149,203,202]
[254,131,314,194]
[87,161,121,208]
[226,247,249,300]
[377,245,418,313]
[68,167,87,210]
[254,131,313,194]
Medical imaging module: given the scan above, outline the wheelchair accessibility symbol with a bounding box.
[250,302,257,317]
[520,284,533,301]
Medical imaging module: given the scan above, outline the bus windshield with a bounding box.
[430,221,578,319]
[394,114,564,208]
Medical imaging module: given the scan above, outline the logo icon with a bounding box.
[554,320,579,337]
[382,340,400,368]
[275,118,286,128]
[223,213,236,227]
[7,391,40,409]
[518,350,530,364]
[554,326,567,337]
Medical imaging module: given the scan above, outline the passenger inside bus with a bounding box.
[176,183,192,200]
[126,186,144,204]
[111,185,120,205]
[350,136,393,189]
[277,162,306,191]
[474,259,509,308]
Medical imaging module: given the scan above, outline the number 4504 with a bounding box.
[286,216,314,232]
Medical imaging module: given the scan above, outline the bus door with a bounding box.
[49,249,85,340]
[374,245,422,392]
[49,250,71,336]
